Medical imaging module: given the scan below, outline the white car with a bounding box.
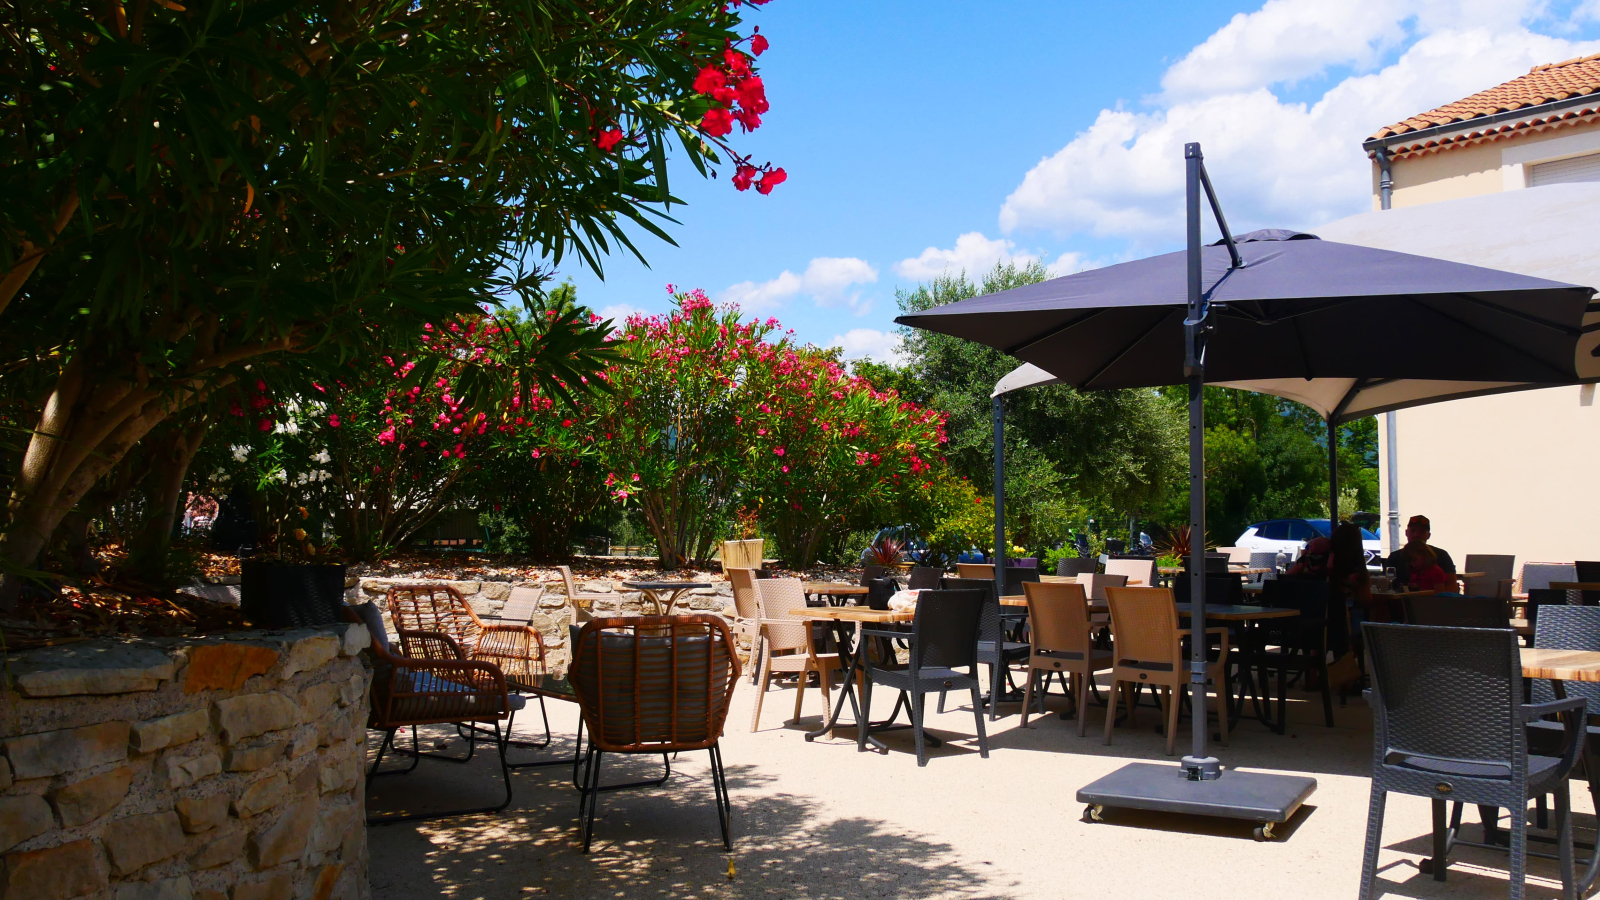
[1236,518,1382,566]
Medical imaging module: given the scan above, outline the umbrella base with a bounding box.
[1077,762,1316,836]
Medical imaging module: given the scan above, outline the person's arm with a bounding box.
[1435,547,1456,576]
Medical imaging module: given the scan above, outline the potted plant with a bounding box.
[720,508,765,573]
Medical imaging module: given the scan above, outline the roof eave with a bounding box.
[1362,91,1600,155]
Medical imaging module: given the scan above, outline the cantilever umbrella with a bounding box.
[894,143,1597,833]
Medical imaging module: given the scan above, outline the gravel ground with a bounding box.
[367,674,1590,900]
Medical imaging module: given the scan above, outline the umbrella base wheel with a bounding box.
[1253,822,1276,842]
[1083,804,1104,823]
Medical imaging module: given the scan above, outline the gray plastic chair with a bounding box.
[1463,554,1516,599]
[859,589,989,767]
[939,576,1029,719]
[1527,606,1600,824]
[908,566,944,591]
[1359,623,1584,900]
[1247,551,1279,581]
[1056,557,1096,577]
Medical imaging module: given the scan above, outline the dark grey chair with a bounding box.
[859,589,989,767]
[939,576,1030,719]
[1254,579,1334,731]
[908,566,944,591]
[1056,557,1096,577]
[1403,594,1510,628]
[861,565,889,587]
[1359,623,1584,900]
[1574,562,1600,606]
[1527,606,1600,827]
[1001,565,1041,597]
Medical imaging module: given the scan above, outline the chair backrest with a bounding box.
[1104,557,1156,588]
[1001,566,1040,596]
[1022,581,1093,659]
[1522,562,1578,592]
[387,584,483,656]
[1531,605,1600,704]
[909,590,986,671]
[1403,594,1510,628]
[864,577,897,610]
[1171,574,1244,607]
[1103,587,1180,671]
[727,568,760,619]
[1363,623,1521,774]
[752,577,806,621]
[1076,572,1128,601]
[498,584,544,623]
[940,577,1001,642]
[1576,561,1600,583]
[956,562,995,580]
[569,616,739,752]
[1463,554,1515,598]
[559,565,593,623]
[1218,547,1252,564]
[1056,557,1097,577]
[861,565,888,586]
[908,566,944,591]
[1260,578,1335,655]
[1247,551,1280,572]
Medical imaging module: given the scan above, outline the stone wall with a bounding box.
[348,574,737,670]
[0,625,372,900]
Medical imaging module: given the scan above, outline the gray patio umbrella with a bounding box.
[894,142,1596,830]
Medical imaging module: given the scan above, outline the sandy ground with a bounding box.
[366,674,1594,900]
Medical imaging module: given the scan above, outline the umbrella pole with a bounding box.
[1181,142,1221,780]
[1328,417,1339,527]
[993,396,1007,596]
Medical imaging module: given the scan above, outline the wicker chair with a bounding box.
[350,606,523,824]
[726,568,763,683]
[1102,586,1229,755]
[559,565,611,624]
[1020,581,1112,734]
[908,566,945,591]
[1403,594,1510,628]
[956,562,995,580]
[939,576,1030,719]
[479,582,544,625]
[1359,623,1584,900]
[568,616,740,852]
[1056,557,1097,577]
[1462,554,1516,599]
[748,578,847,732]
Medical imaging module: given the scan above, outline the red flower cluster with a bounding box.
[691,29,786,195]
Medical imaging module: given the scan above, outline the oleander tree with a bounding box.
[0,0,785,602]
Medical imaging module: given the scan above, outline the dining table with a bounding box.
[620,580,712,615]
[803,582,870,606]
[786,606,919,751]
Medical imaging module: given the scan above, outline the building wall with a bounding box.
[1367,121,1600,575]
[1377,384,1600,572]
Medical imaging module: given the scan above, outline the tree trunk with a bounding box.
[126,415,210,584]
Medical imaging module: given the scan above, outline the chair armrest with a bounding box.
[481,623,547,659]
[395,629,468,661]
[1523,697,1588,777]
[1521,697,1587,721]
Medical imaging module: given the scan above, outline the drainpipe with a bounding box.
[1376,145,1401,552]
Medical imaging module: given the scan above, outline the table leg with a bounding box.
[806,621,869,744]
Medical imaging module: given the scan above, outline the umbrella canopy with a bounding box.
[900,230,1596,395]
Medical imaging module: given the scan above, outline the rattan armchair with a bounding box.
[1102,586,1229,755]
[568,616,740,852]
[351,606,523,825]
[1020,581,1112,735]
[749,578,848,732]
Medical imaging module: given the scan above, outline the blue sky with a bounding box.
[557,0,1600,361]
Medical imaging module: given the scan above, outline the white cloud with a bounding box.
[719,257,878,315]
[597,303,649,324]
[828,328,904,365]
[999,3,1600,244]
[893,232,1040,280]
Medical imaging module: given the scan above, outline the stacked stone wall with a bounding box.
[0,625,372,900]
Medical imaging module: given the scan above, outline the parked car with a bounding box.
[1236,518,1382,566]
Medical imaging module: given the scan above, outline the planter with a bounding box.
[720,539,764,572]
[241,560,348,628]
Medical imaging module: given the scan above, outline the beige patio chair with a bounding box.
[1020,581,1112,735]
[1217,546,1252,565]
[559,565,611,625]
[1075,572,1128,601]
[727,568,763,683]
[480,583,544,625]
[1102,586,1228,755]
[1462,553,1515,599]
[748,578,847,732]
[957,562,995,580]
[1104,557,1155,588]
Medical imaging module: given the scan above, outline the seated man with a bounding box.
[1385,514,1456,589]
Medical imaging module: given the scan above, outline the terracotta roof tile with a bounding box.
[1369,52,1600,153]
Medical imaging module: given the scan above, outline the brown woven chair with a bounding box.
[1020,581,1113,735]
[387,584,549,747]
[727,568,763,683]
[957,562,995,580]
[569,616,740,852]
[1102,586,1229,755]
[348,605,521,824]
[748,578,848,732]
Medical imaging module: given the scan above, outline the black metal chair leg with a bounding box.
[709,744,732,850]
[367,722,514,825]
[580,748,603,853]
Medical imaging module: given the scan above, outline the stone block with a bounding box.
[224,741,286,773]
[447,580,480,596]
[311,864,342,900]
[185,643,281,693]
[231,874,292,900]
[286,732,315,760]
[115,875,193,900]
[214,693,297,744]
[49,765,134,828]
[247,796,316,869]
[337,675,364,708]
[291,763,318,797]
[318,756,359,796]
[8,641,175,697]
[0,795,53,854]
[296,683,342,723]
[309,803,356,856]
[189,825,246,869]
[165,753,221,790]
[579,580,613,593]
[232,773,287,818]
[338,624,368,657]
[102,810,186,875]
[0,838,104,900]
[195,890,228,900]
[4,721,130,779]
[314,716,350,749]
[281,633,340,679]
[538,593,566,609]
[131,710,211,753]
[0,759,9,792]
[478,582,511,602]
[175,793,229,833]
[358,579,392,596]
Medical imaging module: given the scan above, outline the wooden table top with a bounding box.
[786,607,911,623]
[621,580,711,590]
[1159,566,1271,576]
[803,582,869,595]
[1077,600,1296,620]
[1522,647,1600,682]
